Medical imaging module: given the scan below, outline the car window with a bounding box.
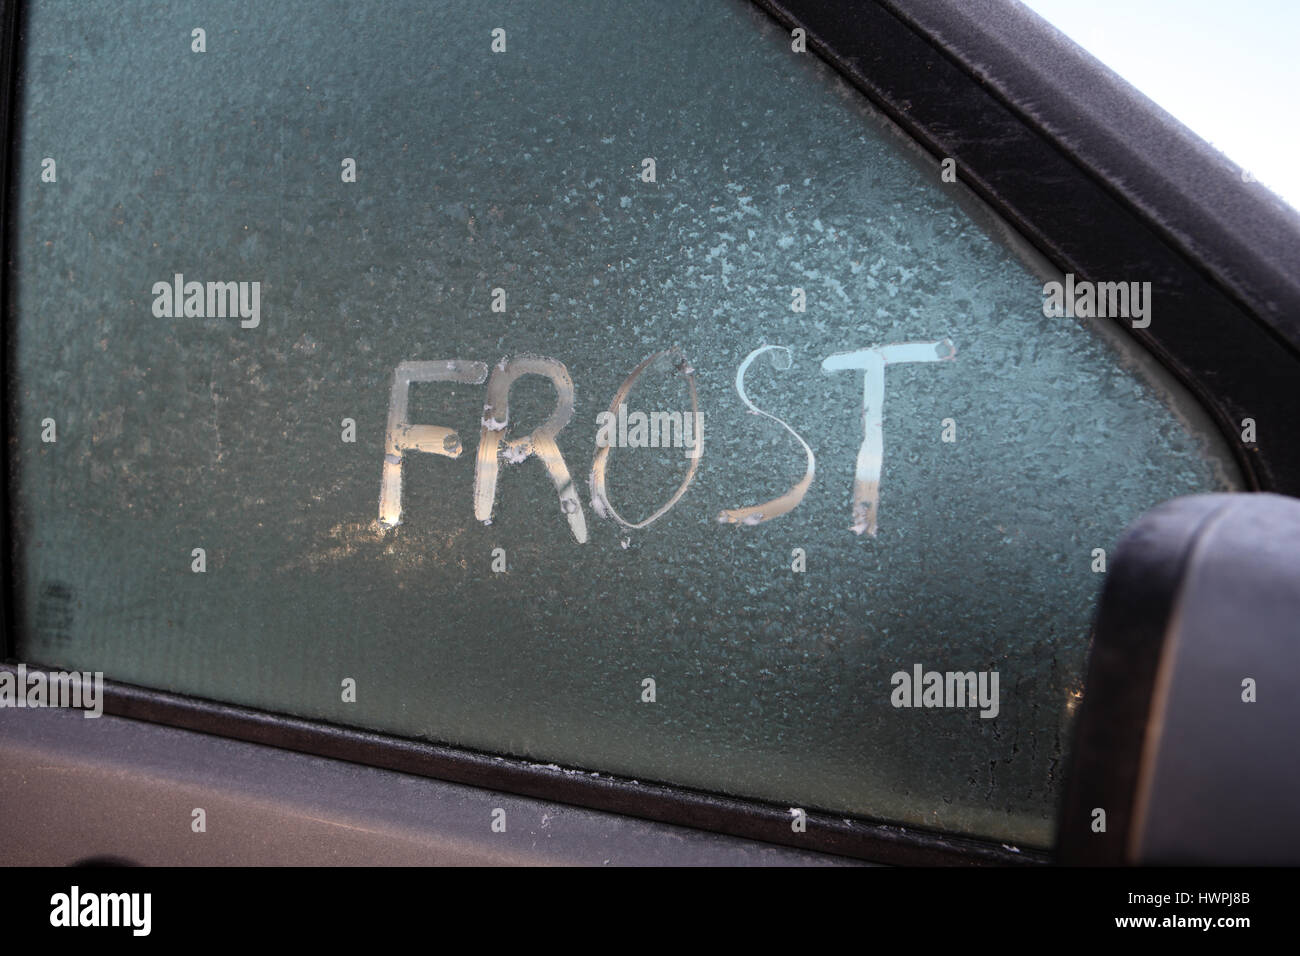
[8,0,1241,847]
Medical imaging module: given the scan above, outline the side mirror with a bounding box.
[1059,493,1300,864]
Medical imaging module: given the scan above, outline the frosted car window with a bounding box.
[8,0,1240,847]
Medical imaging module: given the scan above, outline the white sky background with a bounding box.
[1018,0,1300,210]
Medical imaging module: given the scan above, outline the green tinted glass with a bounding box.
[9,0,1240,846]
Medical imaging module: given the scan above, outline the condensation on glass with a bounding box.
[7,0,1241,846]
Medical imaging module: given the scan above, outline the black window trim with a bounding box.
[5,0,1298,865]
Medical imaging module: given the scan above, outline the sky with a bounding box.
[1018,0,1299,211]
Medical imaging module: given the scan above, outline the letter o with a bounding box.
[589,348,701,529]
